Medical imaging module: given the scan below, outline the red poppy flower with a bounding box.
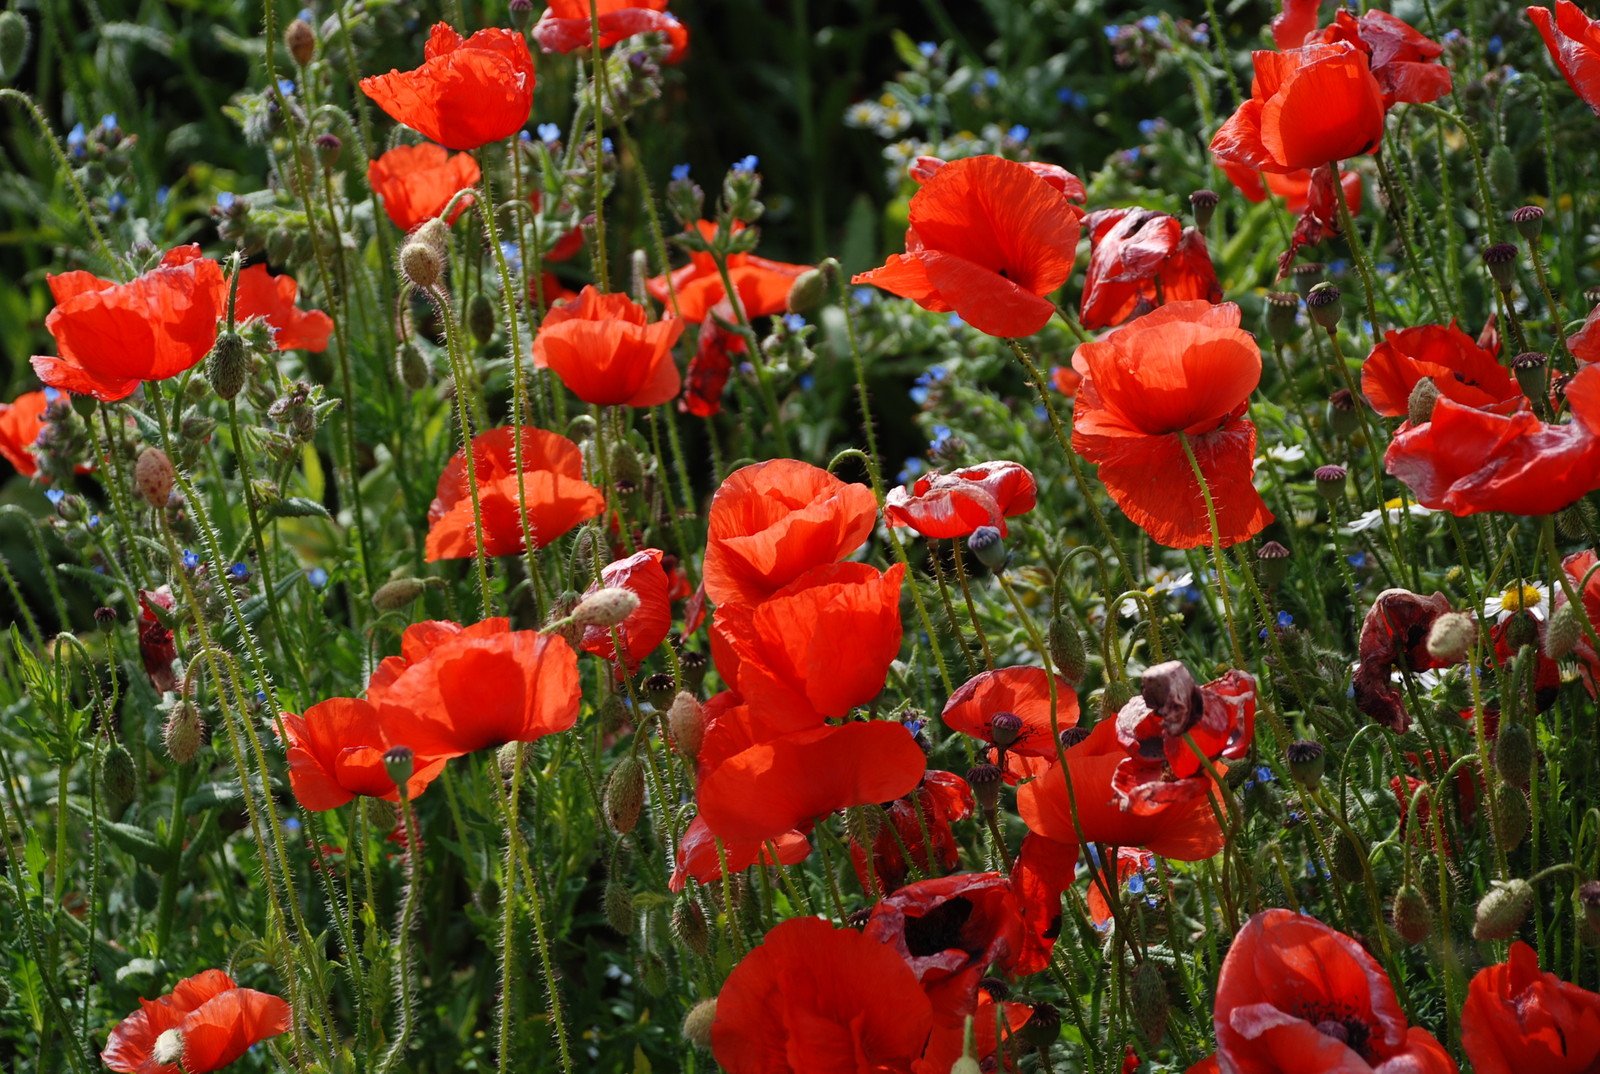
[1352,589,1453,733]
[1559,549,1600,693]
[696,721,926,845]
[909,154,1088,204]
[532,286,684,407]
[0,389,57,477]
[913,987,1033,1074]
[425,426,605,561]
[367,143,481,232]
[231,264,332,353]
[712,916,933,1074]
[1222,160,1361,216]
[32,246,224,402]
[1079,207,1222,330]
[1017,720,1228,860]
[366,617,581,759]
[667,813,810,892]
[646,220,809,324]
[1530,2,1600,116]
[359,23,535,150]
[531,0,689,63]
[1084,846,1153,930]
[1271,0,1322,48]
[102,969,291,1074]
[1384,363,1600,517]
[138,588,178,694]
[1463,941,1600,1074]
[1211,42,1386,174]
[849,770,974,894]
[579,548,672,667]
[1362,323,1519,418]
[1071,301,1272,549]
[1010,832,1079,974]
[1314,9,1452,106]
[940,666,1080,758]
[885,460,1037,539]
[1214,909,1457,1074]
[1052,363,1083,398]
[1113,663,1257,779]
[1573,303,1600,364]
[1187,1057,1222,1074]
[853,154,1083,338]
[864,872,1024,1024]
[702,458,878,607]
[679,312,743,417]
[1490,616,1563,712]
[281,697,446,810]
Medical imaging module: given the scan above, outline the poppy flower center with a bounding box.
[902,896,974,957]
[1297,1005,1372,1059]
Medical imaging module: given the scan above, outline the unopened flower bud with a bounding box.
[1331,829,1366,883]
[1305,282,1342,330]
[1048,608,1087,685]
[1505,610,1539,652]
[1482,242,1519,293]
[1426,612,1477,663]
[152,1028,186,1066]
[466,292,496,344]
[1286,739,1326,789]
[283,17,315,67]
[989,711,1023,748]
[1488,143,1518,204]
[1391,884,1433,945]
[1099,678,1137,721]
[383,745,414,790]
[1129,959,1168,1044]
[573,587,641,630]
[396,341,430,390]
[671,899,710,956]
[604,754,645,834]
[682,998,717,1050]
[786,266,831,314]
[1473,878,1534,940]
[102,739,137,806]
[668,691,705,758]
[1492,789,1529,851]
[967,525,1006,571]
[1314,463,1348,501]
[1546,599,1583,661]
[208,330,250,400]
[967,763,1003,814]
[1256,540,1290,588]
[1494,722,1535,789]
[372,577,428,612]
[1512,204,1545,242]
[399,239,444,289]
[135,447,175,508]
[163,701,202,765]
[0,10,32,83]
[604,874,634,934]
[1265,290,1300,345]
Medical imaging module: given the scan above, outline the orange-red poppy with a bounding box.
[854,154,1083,338]
[139,588,178,694]
[1210,42,1386,174]
[885,460,1037,539]
[531,0,689,63]
[360,23,535,150]
[940,666,1080,758]
[32,246,224,402]
[849,769,974,894]
[1559,549,1600,693]
[1113,663,1256,779]
[913,987,1033,1074]
[366,617,581,759]
[367,143,481,232]
[1384,363,1600,517]
[1463,941,1600,1074]
[712,916,933,1074]
[1010,831,1079,974]
[1213,909,1457,1074]
[281,697,447,810]
[1315,9,1451,106]
[1271,0,1322,48]
[864,872,1024,1024]
[425,426,605,561]
[1071,301,1272,548]
[532,286,684,407]
[909,154,1087,204]
[0,389,57,477]
[102,969,291,1074]
[232,264,332,353]
[680,312,744,417]
[1079,207,1222,330]
[693,690,791,776]
[1572,302,1600,363]
[701,458,877,607]
[1222,160,1361,216]
[1362,323,1519,417]
[1083,846,1152,930]
[1530,3,1600,116]
[1052,363,1083,398]
[667,813,810,892]
[646,220,808,324]
[579,548,672,667]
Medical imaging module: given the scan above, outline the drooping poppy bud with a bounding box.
[1391,883,1433,944]
[1473,878,1534,940]
[134,447,174,508]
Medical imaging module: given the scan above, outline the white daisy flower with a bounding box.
[1343,497,1433,533]
[1482,581,1550,622]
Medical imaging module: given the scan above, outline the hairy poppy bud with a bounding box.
[1286,739,1325,790]
[1473,878,1534,940]
[1546,597,1583,661]
[134,447,174,508]
[1401,377,1442,427]
[989,711,1024,748]
[1488,144,1517,205]
[283,17,315,66]
[1048,608,1087,685]
[786,267,831,314]
[1305,282,1342,331]
[682,998,717,1050]
[412,216,450,258]
[1129,959,1168,1044]
[573,587,640,630]
[1189,188,1220,231]
[102,739,137,808]
[967,763,1003,814]
[399,239,444,289]
[266,226,295,265]
[671,898,710,956]
[207,330,251,400]
[1264,291,1300,345]
[1493,789,1530,851]
[1331,829,1366,883]
[383,745,414,790]
[163,701,202,765]
[396,341,430,390]
[1494,722,1535,789]
[1099,678,1137,721]
[1391,883,1433,944]
[372,577,428,612]
[1505,609,1539,652]
[1314,463,1347,502]
[1512,204,1545,242]
[605,754,645,834]
[1482,242,1519,293]
[1327,389,1359,437]
[604,874,634,935]
[1426,612,1477,663]
[1021,1003,1061,1049]
[152,1028,186,1067]
[967,525,1006,571]
[0,10,31,82]
[668,691,705,759]
[466,292,496,344]
[597,693,629,735]
[1256,540,1290,588]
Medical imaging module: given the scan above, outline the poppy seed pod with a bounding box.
[1059,725,1091,749]
[283,18,315,66]
[1020,1003,1061,1049]
[967,763,1003,814]
[207,330,250,400]
[1328,388,1359,437]
[604,754,645,834]
[1305,282,1343,330]
[1391,883,1433,944]
[134,447,174,508]
[163,701,202,765]
[508,0,535,31]
[1512,204,1545,241]
[573,586,641,630]
[0,10,30,82]
[1256,540,1290,588]
[1314,463,1348,501]
[1189,188,1220,231]
[1286,739,1326,789]
[643,672,676,710]
[314,132,342,170]
[1513,351,1549,403]
[989,711,1024,748]
[1425,611,1477,662]
[1265,290,1300,345]
[681,998,716,1050]
[967,525,1007,571]
[383,745,415,790]
[1473,878,1534,940]
[1482,242,1519,293]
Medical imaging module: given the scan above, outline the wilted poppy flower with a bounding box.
[646,220,809,324]
[909,153,1087,203]
[712,916,933,1074]
[281,697,446,810]
[1362,323,1519,417]
[139,588,178,694]
[940,666,1080,757]
[532,286,684,407]
[885,460,1037,538]
[1211,42,1386,174]
[32,246,224,402]
[1010,832,1079,973]
[232,264,332,353]
[425,426,605,561]
[1214,909,1457,1074]
[360,23,535,150]
[697,721,926,844]
[854,154,1083,338]
[1079,207,1222,330]
[367,618,581,759]
[1384,363,1600,517]
[865,872,1024,1023]
[579,548,672,667]
[1315,9,1452,106]
[531,0,688,63]
[1071,301,1273,548]
[701,458,877,607]
[668,813,810,892]
[1462,941,1600,1074]
[679,310,743,417]
[1352,588,1454,733]
[367,143,481,232]
[849,769,974,894]
[102,969,291,1074]
[1530,3,1600,116]
[1113,663,1257,779]
[0,389,57,477]
[913,986,1033,1074]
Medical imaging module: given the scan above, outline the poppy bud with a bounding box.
[989,711,1024,748]
[399,238,444,290]
[1331,829,1366,883]
[134,447,174,508]
[1305,282,1342,331]
[1048,608,1087,685]
[610,438,645,487]
[671,898,710,956]
[1256,540,1290,588]
[1265,291,1300,346]
[509,0,535,31]
[1512,204,1545,242]
[1099,678,1137,721]
[1286,739,1326,790]
[1492,789,1530,851]
[1581,881,1600,934]
[0,10,30,82]
[1473,878,1534,940]
[604,754,645,834]
[1021,1003,1061,1049]
[283,17,314,66]
[967,763,1003,814]
[1390,883,1433,944]
[374,576,429,611]
[1512,351,1548,404]
[1129,959,1168,1044]
[604,874,634,935]
[682,998,717,1050]
[396,341,430,390]
[1558,501,1598,539]
[1493,722,1534,789]
[1482,242,1519,293]
[668,691,705,759]
[573,586,641,630]
[643,672,676,710]
[383,745,414,791]
[314,132,342,170]
[1314,463,1347,501]
[1546,598,1582,661]
[467,292,496,344]
[967,525,1007,571]
[1488,144,1517,205]
[163,701,202,765]
[598,694,629,735]
[1425,612,1477,663]
[152,1028,186,1067]
[207,330,251,400]
[786,267,831,315]
[102,739,137,808]
[266,227,295,265]
[1327,389,1359,437]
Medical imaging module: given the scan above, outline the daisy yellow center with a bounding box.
[1500,584,1542,611]
[1382,496,1407,511]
